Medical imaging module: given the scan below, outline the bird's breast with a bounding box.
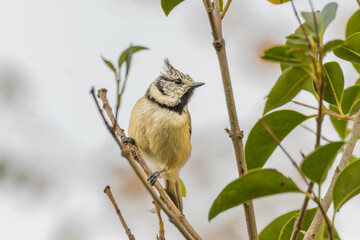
[128,97,191,170]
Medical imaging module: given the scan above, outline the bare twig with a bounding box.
[291,100,318,111]
[94,88,202,240]
[260,120,309,186]
[304,110,360,239]
[290,0,313,53]
[221,0,232,19]
[357,0,360,7]
[154,201,165,240]
[91,88,199,240]
[202,1,258,239]
[291,100,354,121]
[300,125,332,143]
[104,186,135,240]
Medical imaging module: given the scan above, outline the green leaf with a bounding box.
[323,62,344,106]
[262,46,310,65]
[302,77,317,96]
[209,169,302,220]
[333,160,360,211]
[245,110,309,170]
[341,86,360,115]
[180,178,186,197]
[278,216,295,240]
[102,56,116,73]
[118,45,148,72]
[211,0,223,12]
[161,0,184,16]
[353,64,360,74]
[301,142,344,184]
[322,40,344,55]
[315,222,326,240]
[345,9,360,38]
[329,105,348,140]
[322,2,338,29]
[345,9,360,74]
[264,66,312,114]
[356,77,360,86]
[259,208,318,240]
[334,32,360,64]
[266,0,290,4]
[301,11,325,38]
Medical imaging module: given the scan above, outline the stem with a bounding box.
[291,1,327,237]
[154,201,165,240]
[304,110,360,239]
[260,120,309,186]
[221,0,232,19]
[202,1,258,239]
[300,125,332,143]
[291,183,313,240]
[290,0,313,53]
[291,100,354,121]
[104,186,136,240]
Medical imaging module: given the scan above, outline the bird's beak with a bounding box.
[191,82,205,88]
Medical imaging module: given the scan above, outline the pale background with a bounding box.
[1,0,360,239]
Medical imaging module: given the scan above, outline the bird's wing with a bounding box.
[185,108,192,139]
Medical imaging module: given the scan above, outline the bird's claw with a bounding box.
[147,171,161,186]
[122,137,136,145]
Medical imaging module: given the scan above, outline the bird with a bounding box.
[123,59,204,212]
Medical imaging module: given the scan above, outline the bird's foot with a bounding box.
[121,137,136,145]
[147,169,165,186]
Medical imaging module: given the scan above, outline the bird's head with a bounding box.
[147,59,205,111]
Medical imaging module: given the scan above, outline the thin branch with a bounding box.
[312,196,334,240]
[91,88,198,240]
[260,120,309,186]
[291,0,327,236]
[358,0,360,7]
[291,100,318,111]
[221,0,232,19]
[104,186,136,240]
[323,108,354,121]
[291,184,313,240]
[154,201,165,240]
[291,100,354,121]
[202,1,258,239]
[290,0,313,53]
[95,88,202,240]
[300,125,332,143]
[304,110,360,239]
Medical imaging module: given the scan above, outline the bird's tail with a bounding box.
[164,172,183,212]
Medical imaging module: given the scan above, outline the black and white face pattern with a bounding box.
[147,59,197,114]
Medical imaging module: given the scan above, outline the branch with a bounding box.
[304,110,360,239]
[94,88,202,240]
[202,1,258,239]
[221,0,232,19]
[104,186,136,240]
[260,120,309,186]
[300,125,332,143]
[291,100,354,121]
[154,201,165,240]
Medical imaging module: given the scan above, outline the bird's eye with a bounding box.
[174,79,182,84]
